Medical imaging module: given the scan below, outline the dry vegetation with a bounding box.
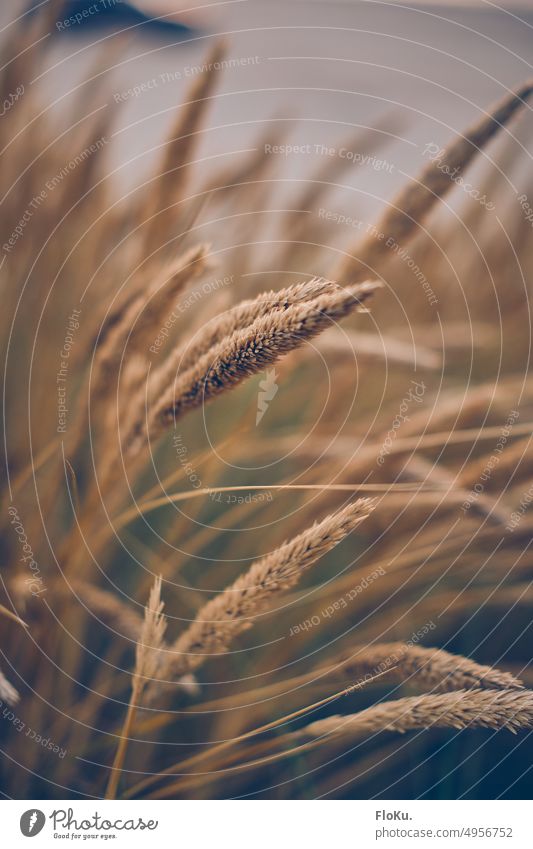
[1,1,532,800]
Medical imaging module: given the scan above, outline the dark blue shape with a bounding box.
[34,1,193,38]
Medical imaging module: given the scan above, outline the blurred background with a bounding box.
[1,0,533,802]
[5,0,532,209]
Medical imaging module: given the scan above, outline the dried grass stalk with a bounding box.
[135,280,379,446]
[68,246,210,467]
[336,642,523,692]
[0,666,19,707]
[132,576,167,697]
[176,276,339,372]
[156,498,376,682]
[338,80,533,280]
[106,576,166,799]
[141,41,226,255]
[95,244,210,381]
[203,122,291,197]
[0,602,27,630]
[69,581,144,642]
[459,435,533,490]
[83,198,207,360]
[317,328,441,369]
[0,0,65,110]
[303,689,533,740]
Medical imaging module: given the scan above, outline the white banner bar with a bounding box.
[2,800,532,847]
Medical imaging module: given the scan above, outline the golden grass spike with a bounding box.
[133,576,167,695]
[336,642,523,692]
[155,498,376,682]
[106,576,166,799]
[133,280,379,446]
[177,276,338,372]
[338,81,533,280]
[303,689,533,740]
